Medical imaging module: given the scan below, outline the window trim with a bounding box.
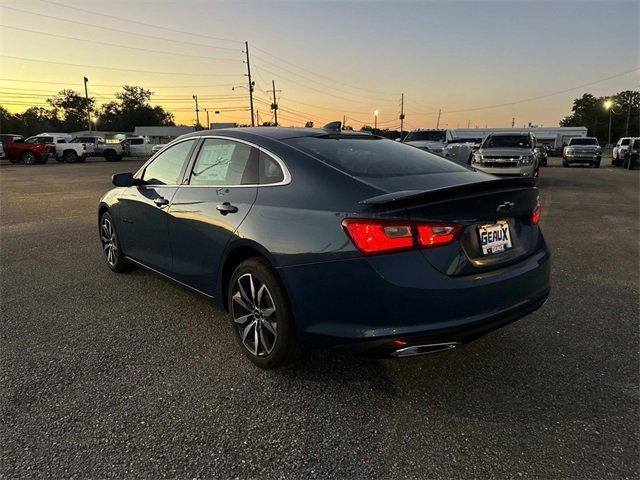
[182,135,291,188]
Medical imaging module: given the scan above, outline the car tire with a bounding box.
[63,151,78,163]
[104,150,118,162]
[228,257,301,369]
[22,151,37,165]
[99,211,131,273]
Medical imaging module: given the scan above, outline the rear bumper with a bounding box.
[277,246,551,350]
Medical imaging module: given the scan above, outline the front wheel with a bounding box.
[99,211,131,273]
[228,258,301,369]
[104,150,120,162]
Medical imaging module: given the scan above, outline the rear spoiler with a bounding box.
[359,177,537,206]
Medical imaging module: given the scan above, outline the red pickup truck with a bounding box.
[1,134,56,165]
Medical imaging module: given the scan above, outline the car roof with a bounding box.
[179,126,374,141]
[487,132,531,136]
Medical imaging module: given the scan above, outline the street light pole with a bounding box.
[604,99,614,147]
[205,108,210,129]
[374,110,378,130]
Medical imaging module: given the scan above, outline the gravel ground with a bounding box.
[1,156,638,479]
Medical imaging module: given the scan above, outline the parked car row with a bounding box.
[0,132,165,165]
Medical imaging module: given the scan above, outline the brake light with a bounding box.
[342,219,462,255]
[531,203,541,224]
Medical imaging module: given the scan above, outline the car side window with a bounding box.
[189,138,258,186]
[259,151,285,184]
[142,139,196,185]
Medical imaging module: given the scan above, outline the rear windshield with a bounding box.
[284,136,469,177]
[404,131,446,142]
[482,135,531,149]
[569,138,598,146]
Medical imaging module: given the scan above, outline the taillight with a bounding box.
[531,203,541,224]
[342,219,462,256]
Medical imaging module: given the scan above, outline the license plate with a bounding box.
[478,221,512,255]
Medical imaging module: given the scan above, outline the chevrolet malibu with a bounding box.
[98,123,550,369]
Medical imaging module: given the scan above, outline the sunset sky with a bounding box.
[0,0,638,130]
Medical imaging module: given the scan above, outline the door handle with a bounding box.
[216,202,239,214]
[154,197,169,207]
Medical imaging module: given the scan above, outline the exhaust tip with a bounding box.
[391,342,461,358]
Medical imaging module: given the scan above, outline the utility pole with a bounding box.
[192,95,200,129]
[399,93,405,137]
[269,79,280,126]
[204,108,210,129]
[374,110,379,130]
[436,109,442,129]
[83,76,91,133]
[343,115,346,129]
[625,102,631,136]
[467,120,470,128]
[244,41,255,127]
[511,117,515,128]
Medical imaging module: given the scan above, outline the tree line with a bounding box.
[0,85,174,137]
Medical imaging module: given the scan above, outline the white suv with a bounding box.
[613,137,632,167]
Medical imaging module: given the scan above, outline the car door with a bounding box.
[167,137,262,295]
[117,138,197,273]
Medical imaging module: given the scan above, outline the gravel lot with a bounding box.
[1,157,638,479]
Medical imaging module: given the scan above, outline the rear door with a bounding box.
[167,137,260,294]
[117,138,197,273]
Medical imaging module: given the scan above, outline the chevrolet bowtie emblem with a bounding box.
[496,201,515,213]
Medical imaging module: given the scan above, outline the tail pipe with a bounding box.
[391,342,461,357]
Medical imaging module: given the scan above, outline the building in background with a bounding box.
[453,126,587,153]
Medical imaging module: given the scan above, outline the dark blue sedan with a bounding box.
[99,123,550,369]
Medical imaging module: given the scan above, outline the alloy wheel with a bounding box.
[100,217,118,267]
[231,273,277,357]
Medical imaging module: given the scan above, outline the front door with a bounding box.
[117,138,197,273]
[168,138,260,295]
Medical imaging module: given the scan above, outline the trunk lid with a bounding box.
[359,175,541,276]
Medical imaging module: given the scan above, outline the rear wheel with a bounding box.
[22,151,37,165]
[63,151,78,163]
[99,211,131,273]
[228,258,301,369]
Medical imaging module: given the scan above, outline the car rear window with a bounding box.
[284,136,468,178]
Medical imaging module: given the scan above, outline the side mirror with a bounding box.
[112,172,134,187]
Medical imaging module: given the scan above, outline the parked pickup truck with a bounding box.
[0,134,22,159]
[72,136,124,162]
[562,137,601,168]
[1,134,56,165]
[121,136,157,157]
[26,133,94,163]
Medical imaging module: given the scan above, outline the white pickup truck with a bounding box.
[26,133,94,163]
[72,135,124,162]
[121,136,158,157]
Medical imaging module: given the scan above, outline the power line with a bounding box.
[0,55,240,76]
[441,68,640,115]
[251,45,399,97]
[1,5,241,52]
[0,25,241,62]
[37,0,242,45]
[0,78,238,88]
